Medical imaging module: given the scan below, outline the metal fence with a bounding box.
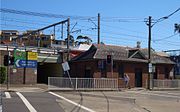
[48,77,119,90]
[153,79,180,89]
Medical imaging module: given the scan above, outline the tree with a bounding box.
[0,66,6,84]
[76,35,92,45]
[174,23,180,34]
[65,35,74,46]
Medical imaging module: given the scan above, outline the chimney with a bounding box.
[136,41,141,48]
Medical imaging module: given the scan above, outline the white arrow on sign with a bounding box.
[15,59,20,67]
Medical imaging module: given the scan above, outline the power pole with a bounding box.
[6,46,9,90]
[67,18,70,61]
[98,13,100,44]
[147,16,152,90]
[23,47,27,84]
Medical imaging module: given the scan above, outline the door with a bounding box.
[135,69,142,87]
[85,69,92,78]
[153,68,157,79]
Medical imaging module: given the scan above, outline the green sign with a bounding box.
[14,50,26,60]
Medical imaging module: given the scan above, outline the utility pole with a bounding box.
[67,18,70,61]
[98,13,100,44]
[6,45,9,90]
[147,16,152,90]
[23,47,27,84]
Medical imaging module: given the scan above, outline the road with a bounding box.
[2,91,65,112]
[1,90,180,112]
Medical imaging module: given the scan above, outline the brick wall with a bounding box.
[9,67,37,84]
[1,50,37,84]
[70,60,174,88]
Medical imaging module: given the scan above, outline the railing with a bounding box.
[153,79,180,89]
[48,77,119,90]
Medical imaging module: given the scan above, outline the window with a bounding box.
[43,44,47,47]
[41,37,46,41]
[118,65,124,78]
[100,60,106,78]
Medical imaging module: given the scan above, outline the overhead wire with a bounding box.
[0,8,96,20]
[1,8,179,51]
[153,33,179,42]
[1,16,53,24]
[100,30,147,40]
[0,18,48,26]
[1,23,38,29]
[101,23,147,35]
[153,41,180,47]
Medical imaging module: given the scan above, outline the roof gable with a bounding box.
[128,50,146,59]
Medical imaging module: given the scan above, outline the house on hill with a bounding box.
[70,44,174,88]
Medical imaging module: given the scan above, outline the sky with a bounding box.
[0,0,180,52]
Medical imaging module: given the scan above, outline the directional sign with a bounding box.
[28,52,37,60]
[15,59,37,68]
[14,50,38,68]
[14,50,26,60]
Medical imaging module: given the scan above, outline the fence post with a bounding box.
[48,77,50,90]
[146,79,148,89]
[163,80,165,88]
[116,78,119,90]
[93,78,95,90]
[75,78,78,90]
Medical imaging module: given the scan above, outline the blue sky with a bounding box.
[1,0,180,52]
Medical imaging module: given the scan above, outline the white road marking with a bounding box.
[16,92,37,112]
[5,92,11,98]
[49,92,96,112]
[0,105,2,112]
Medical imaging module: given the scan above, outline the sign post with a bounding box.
[62,62,74,88]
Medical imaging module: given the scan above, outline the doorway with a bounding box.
[135,69,142,87]
[37,63,63,84]
[85,68,92,78]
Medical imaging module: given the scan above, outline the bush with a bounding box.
[0,66,6,84]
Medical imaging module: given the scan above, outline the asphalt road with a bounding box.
[2,92,65,112]
[53,90,180,112]
[1,90,180,112]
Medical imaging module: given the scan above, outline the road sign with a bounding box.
[14,50,26,60]
[14,50,38,68]
[15,59,37,68]
[62,62,70,71]
[28,52,37,60]
[148,63,152,73]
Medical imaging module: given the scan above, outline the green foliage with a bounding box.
[76,35,92,45]
[0,66,6,84]
[174,23,180,34]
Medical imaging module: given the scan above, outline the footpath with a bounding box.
[1,84,179,92]
[0,84,48,92]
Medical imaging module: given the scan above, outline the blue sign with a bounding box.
[15,59,37,68]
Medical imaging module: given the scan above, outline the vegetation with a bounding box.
[64,35,75,46]
[174,23,180,34]
[76,35,92,45]
[0,66,6,84]
[64,35,93,46]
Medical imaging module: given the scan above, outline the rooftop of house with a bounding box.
[72,44,174,64]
